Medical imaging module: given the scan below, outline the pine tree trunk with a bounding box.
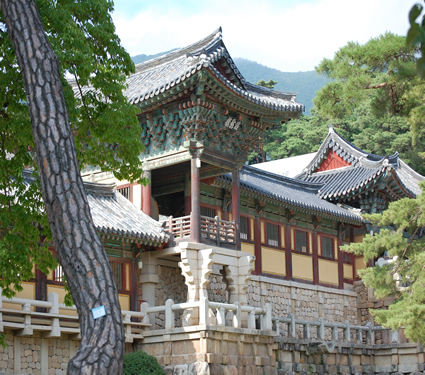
[0,1,124,373]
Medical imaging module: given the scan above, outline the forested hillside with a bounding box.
[131,54,327,114]
[233,58,329,115]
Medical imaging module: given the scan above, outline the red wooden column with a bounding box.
[232,168,241,250]
[142,168,151,216]
[312,230,319,285]
[285,224,292,280]
[190,151,201,243]
[254,215,261,274]
[184,172,191,216]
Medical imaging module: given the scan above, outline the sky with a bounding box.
[111,0,418,73]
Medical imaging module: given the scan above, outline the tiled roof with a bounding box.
[73,28,304,114]
[298,125,424,199]
[216,166,363,225]
[85,182,169,246]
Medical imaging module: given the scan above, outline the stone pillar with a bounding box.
[232,168,241,250]
[142,168,152,216]
[139,252,159,324]
[225,254,255,305]
[190,152,201,243]
[178,246,214,325]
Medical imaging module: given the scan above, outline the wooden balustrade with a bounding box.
[163,215,236,247]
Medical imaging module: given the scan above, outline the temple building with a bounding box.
[1,29,425,375]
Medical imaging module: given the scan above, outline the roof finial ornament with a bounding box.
[328,124,335,133]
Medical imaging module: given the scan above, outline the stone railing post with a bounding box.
[304,323,311,340]
[199,297,209,326]
[357,327,363,343]
[20,302,33,336]
[273,318,280,336]
[124,313,132,342]
[217,306,225,326]
[140,302,150,325]
[318,318,325,340]
[47,292,60,337]
[233,302,241,328]
[332,326,339,342]
[165,299,174,329]
[261,303,272,330]
[248,310,256,329]
[344,320,351,342]
[288,314,296,338]
[366,322,373,344]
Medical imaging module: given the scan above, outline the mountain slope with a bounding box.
[233,58,329,115]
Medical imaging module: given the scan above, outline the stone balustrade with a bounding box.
[0,291,150,343]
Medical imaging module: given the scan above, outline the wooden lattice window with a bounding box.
[321,236,334,259]
[110,261,123,291]
[53,265,64,282]
[266,222,279,247]
[240,216,249,240]
[295,230,308,253]
[117,186,130,200]
[200,206,215,218]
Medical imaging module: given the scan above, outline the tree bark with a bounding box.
[0,1,124,374]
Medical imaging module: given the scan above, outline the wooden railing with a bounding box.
[0,291,150,343]
[163,215,236,247]
[201,216,235,246]
[164,215,191,238]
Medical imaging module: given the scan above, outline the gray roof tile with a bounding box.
[85,182,169,245]
[298,125,424,199]
[217,166,363,225]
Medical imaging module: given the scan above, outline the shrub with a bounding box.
[123,351,165,375]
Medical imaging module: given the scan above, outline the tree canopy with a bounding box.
[407,3,425,78]
[342,185,425,343]
[0,0,144,297]
[259,33,425,174]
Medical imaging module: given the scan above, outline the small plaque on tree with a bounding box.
[92,305,106,320]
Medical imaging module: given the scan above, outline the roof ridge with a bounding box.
[134,27,223,74]
[242,165,323,194]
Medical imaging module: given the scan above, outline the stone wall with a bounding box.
[0,330,78,375]
[276,338,425,375]
[206,270,358,326]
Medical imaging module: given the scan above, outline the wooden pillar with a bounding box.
[338,238,344,289]
[130,255,138,311]
[285,224,292,280]
[190,152,201,243]
[254,215,261,275]
[35,267,47,312]
[232,168,241,250]
[184,172,191,216]
[312,231,319,285]
[142,169,151,216]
